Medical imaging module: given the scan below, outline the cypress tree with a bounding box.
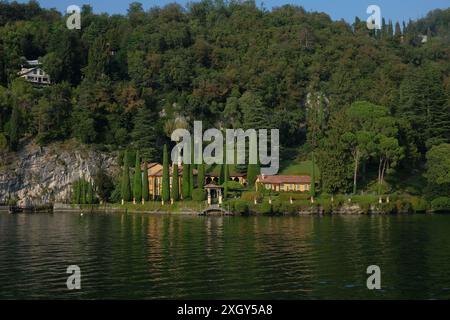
[142,161,149,201]
[87,181,94,204]
[120,150,131,202]
[182,163,190,199]
[310,152,316,197]
[218,164,224,185]
[161,144,170,202]
[247,163,260,189]
[8,105,20,151]
[223,164,229,200]
[74,179,81,204]
[172,163,179,201]
[80,179,86,204]
[197,163,205,189]
[189,142,195,194]
[133,151,142,202]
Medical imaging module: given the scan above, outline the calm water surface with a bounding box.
[1,212,450,299]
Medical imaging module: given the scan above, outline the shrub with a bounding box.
[234,200,249,214]
[410,197,428,212]
[253,202,272,215]
[282,202,298,215]
[191,188,206,201]
[395,199,413,213]
[271,200,283,214]
[431,197,450,212]
[279,192,310,201]
[241,191,263,202]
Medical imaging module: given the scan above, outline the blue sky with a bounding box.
[18,0,450,23]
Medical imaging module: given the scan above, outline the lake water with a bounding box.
[1,212,450,299]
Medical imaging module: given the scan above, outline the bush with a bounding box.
[279,192,310,201]
[395,199,413,213]
[241,191,263,202]
[431,197,450,212]
[191,188,206,201]
[253,202,272,215]
[271,200,283,214]
[282,202,298,215]
[410,197,428,212]
[223,181,244,190]
[234,200,249,214]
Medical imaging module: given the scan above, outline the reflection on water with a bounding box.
[0,212,450,299]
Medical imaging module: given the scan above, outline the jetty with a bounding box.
[199,204,233,216]
[8,204,53,214]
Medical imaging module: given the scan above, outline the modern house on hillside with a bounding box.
[17,59,51,85]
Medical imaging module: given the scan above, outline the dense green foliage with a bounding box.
[0,1,449,204]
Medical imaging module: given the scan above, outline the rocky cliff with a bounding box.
[0,139,119,206]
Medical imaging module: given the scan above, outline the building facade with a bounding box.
[255,175,311,192]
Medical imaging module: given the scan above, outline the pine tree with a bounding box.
[120,150,131,202]
[182,163,190,199]
[142,161,149,201]
[133,150,142,202]
[161,144,170,202]
[172,163,179,201]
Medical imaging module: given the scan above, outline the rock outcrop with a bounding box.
[0,139,119,206]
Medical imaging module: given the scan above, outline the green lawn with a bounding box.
[279,160,320,177]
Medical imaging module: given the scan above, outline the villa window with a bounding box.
[265,184,271,190]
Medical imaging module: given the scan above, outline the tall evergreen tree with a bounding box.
[132,106,158,161]
[172,163,179,201]
[310,152,316,197]
[133,150,142,202]
[161,144,170,202]
[87,181,94,204]
[218,164,224,185]
[197,163,205,189]
[182,163,190,199]
[8,105,20,151]
[247,163,260,189]
[142,161,149,201]
[223,164,229,200]
[120,150,132,202]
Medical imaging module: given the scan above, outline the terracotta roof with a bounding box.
[257,175,311,184]
[149,165,198,177]
[206,172,246,177]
